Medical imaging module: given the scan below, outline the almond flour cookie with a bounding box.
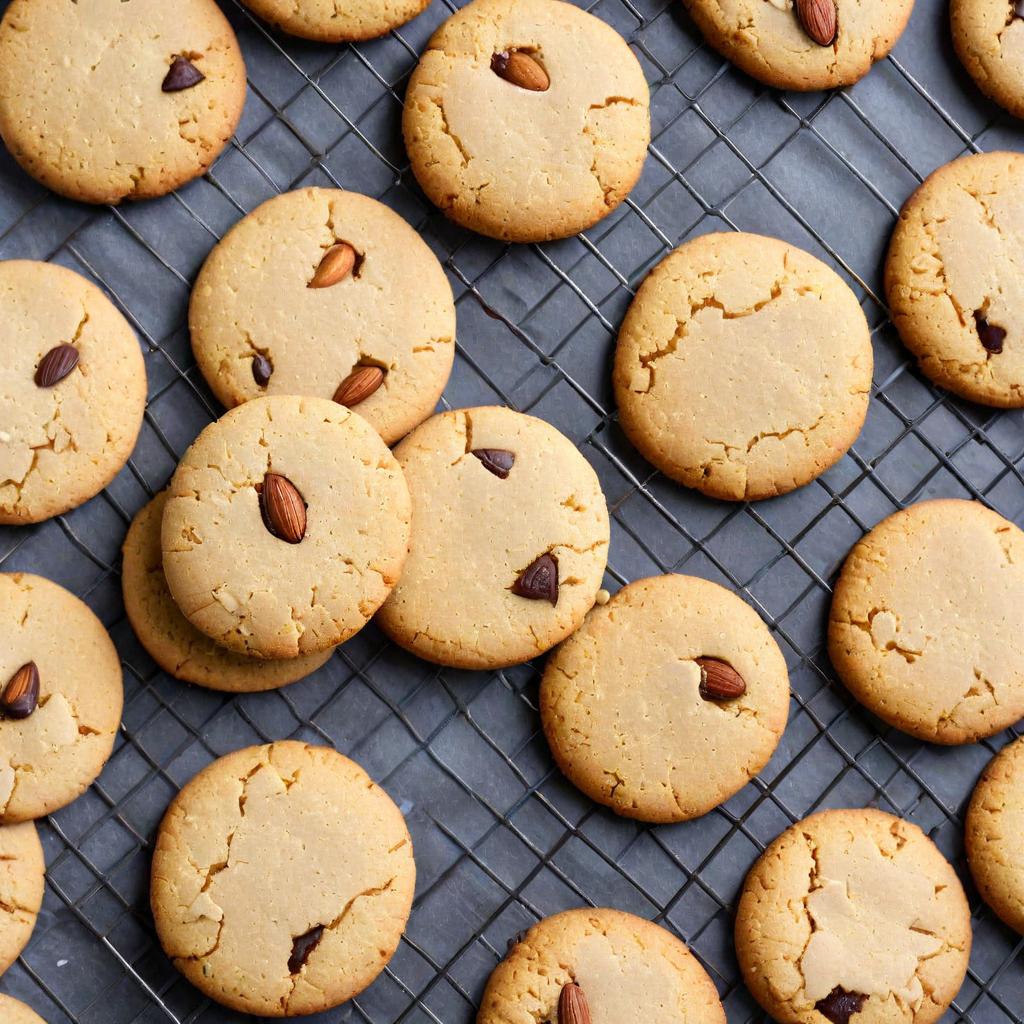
[966,736,1024,934]
[886,152,1024,407]
[0,822,44,976]
[239,0,430,41]
[1,573,124,824]
[541,575,790,823]
[162,396,411,660]
[123,493,333,692]
[682,0,915,91]
[478,908,726,1024]
[0,996,47,1024]
[151,741,415,1017]
[403,0,650,243]
[952,0,1024,119]
[613,233,873,502]
[0,260,146,525]
[190,188,455,446]
[736,808,971,1024]
[829,499,1024,744]
[376,407,609,669]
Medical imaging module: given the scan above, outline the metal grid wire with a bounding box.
[1,0,1024,1019]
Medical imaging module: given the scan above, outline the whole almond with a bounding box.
[259,473,307,544]
[490,50,550,92]
[34,344,80,388]
[696,657,746,701]
[558,983,591,1024]
[334,365,385,407]
[309,243,357,289]
[795,0,837,46]
[2,661,40,719]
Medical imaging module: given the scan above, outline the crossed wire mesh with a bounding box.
[1,0,1023,1019]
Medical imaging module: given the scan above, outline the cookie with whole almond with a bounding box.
[375,407,609,669]
[190,188,455,445]
[0,0,245,204]
[1,573,124,823]
[541,574,790,822]
[736,808,971,1024]
[0,995,47,1024]
[952,0,1024,119]
[886,151,1024,407]
[0,822,44,976]
[151,741,415,1016]
[0,260,146,525]
[403,0,650,242]
[239,0,430,41]
[162,396,410,660]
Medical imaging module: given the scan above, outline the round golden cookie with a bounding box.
[613,233,873,501]
[151,741,415,1017]
[239,0,429,41]
[886,151,1024,407]
[540,575,790,823]
[952,0,1024,119]
[736,808,971,1024]
[829,499,1024,744]
[0,0,246,205]
[161,396,411,660]
[375,407,610,669]
[0,822,44,976]
[402,0,650,243]
[479,908,726,1024]
[1,573,124,824]
[966,736,1024,934]
[0,260,146,525]
[190,188,455,446]
[123,493,333,692]
[0,995,46,1024]
[682,0,915,91]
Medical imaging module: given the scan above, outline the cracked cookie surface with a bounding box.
[829,499,1024,744]
[0,260,146,525]
[736,808,971,1024]
[0,822,44,976]
[162,396,411,660]
[240,0,430,41]
[123,493,332,692]
[966,735,1024,934]
[0,995,46,1024]
[952,0,1024,119]
[1,572,123,824]
[376,406,609,669]
[402,0,650,243]
[682,0,914,91]
[190,188,456,446]
[613,232,872,501]
[541,574,790,823]
[479,907,726,1024]
[151,741,415,1017]
[0,0,246,205]
[886,151,1024,407]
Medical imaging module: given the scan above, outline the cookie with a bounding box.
[239,0,429,42]
[1,573,124,824]
[151,741,415,1017]
[162,396,411,660]
[375,407,609,669]
[0,996,47,1024]
[123,493,333,692]
[613,233,873,502]
[540,574,790,823]
[736,808,971,1024]
[682,0,914,91]
[952,0,1024,119]
[966,736,1024,934]
[478,907,726,1024]
[403,0,650,243]
[829,499,1024,744]
[0,0,246,205]
[0,822,44,976]
[190,188,456,446]
[886,151,1024,407]
[0,260,147,525]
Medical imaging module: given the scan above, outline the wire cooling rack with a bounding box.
[2,0,1024,1020]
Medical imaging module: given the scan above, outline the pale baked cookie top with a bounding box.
[952,0,1024,119]
[0,995,47,1024]
[0,260,146,526]
[736,808,971,1024]
[613,232,872,501]
[0,822,44,975]
[151,742,415,1017]
[478,908,726,1024]
[375,407,610,670]
[190,188,456,446]
[0,0,246,204]
[541,574,790,823]
[682,0,915,91]
[239,0,430,42]
[966,736,1024,935]
[829,499,1024,744]
[162,396,411,660]
[886,151,1024,407]
[403,0,650,243]
[1,573,124,824]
